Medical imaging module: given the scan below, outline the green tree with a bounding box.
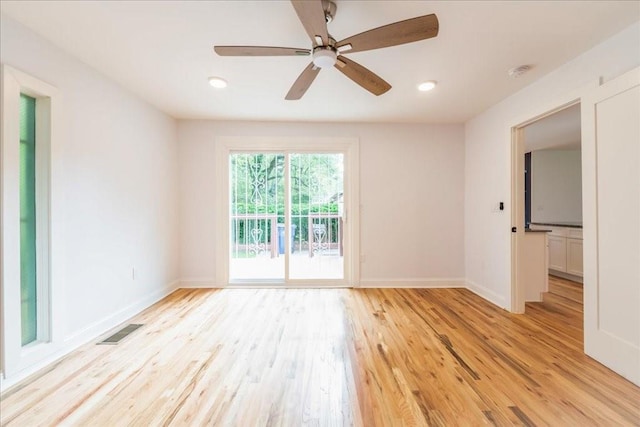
[230,153,343,244]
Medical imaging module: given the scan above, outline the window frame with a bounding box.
[1,65,56,379]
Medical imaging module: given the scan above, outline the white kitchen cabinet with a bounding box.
[566,238,584,276]
[548,235,568,272]
[529,224,583,277]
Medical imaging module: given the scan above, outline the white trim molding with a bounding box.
[178,278,223,288]
[179,277,468,290]
[508,80,598,313]
[62,280,180,346]
[466,280,508,309]
[359,278,466,288]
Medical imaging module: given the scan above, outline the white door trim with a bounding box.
[509,81,597,313]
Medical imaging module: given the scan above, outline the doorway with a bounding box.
[510,99,583,313]
[229,152,345,282]
[215,137,360,287]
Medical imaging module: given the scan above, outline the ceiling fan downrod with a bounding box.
[322,0,337,22]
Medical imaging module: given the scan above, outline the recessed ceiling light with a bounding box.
[418,81,437,92]
[208,76,227,88]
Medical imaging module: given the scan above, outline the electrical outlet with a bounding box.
[132,267,136,280]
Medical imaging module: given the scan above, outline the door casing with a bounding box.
[509,81,596,313]
[215,136,360,287]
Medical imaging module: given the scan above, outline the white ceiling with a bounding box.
[1,1,639,123]
[524,104,581,152]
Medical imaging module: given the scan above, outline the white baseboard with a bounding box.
[180,277,468,289]
[549,270,584,284]
[465,280,508,309]
[178,278,222,288]
[358,278,466,288]
[166,278,510,313]
[63,280,180,344]
[0,280,179,394]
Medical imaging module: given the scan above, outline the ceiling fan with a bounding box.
[214,0,439,100]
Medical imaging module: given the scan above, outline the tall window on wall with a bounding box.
[20,94,38,345]
[2,66,54,377]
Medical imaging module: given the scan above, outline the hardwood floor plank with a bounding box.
[2,287,639,426]
[548,275,584,304]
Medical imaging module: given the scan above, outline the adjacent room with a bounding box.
[1,1,639,425]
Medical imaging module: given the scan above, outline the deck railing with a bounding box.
[231,214,342,258]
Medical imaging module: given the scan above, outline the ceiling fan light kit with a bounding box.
[213,0,439,100]
[312,46,337,68]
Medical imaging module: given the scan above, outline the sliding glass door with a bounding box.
[228,152,345,283]
[289,153,344,280]
[229,153,285,281]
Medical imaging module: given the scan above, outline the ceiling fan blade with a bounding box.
[334,56,391,96]
[214,46,311,56]
[291,0,329,45]
[285,63,321,100]
[336,14,439,54]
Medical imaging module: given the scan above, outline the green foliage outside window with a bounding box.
[230,153,343,244]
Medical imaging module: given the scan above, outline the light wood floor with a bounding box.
[2,287,639,426]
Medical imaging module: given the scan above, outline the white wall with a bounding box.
[0,15,179,388]
[465,22,640,309]
[178,121,465,286]
[531,149,582,223]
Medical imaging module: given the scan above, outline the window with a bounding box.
[20,94,38,345]
[2,65,56,378]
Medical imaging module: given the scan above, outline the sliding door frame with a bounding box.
[215,137,360,287]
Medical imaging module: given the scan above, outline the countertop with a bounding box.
[529,221,583,229]
[525,228,551,233]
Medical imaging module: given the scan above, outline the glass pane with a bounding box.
[229,153,285,281]
[20,94,37,345]
[289,153,344,280]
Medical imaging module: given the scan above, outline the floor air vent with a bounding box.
[97,324,143,345]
